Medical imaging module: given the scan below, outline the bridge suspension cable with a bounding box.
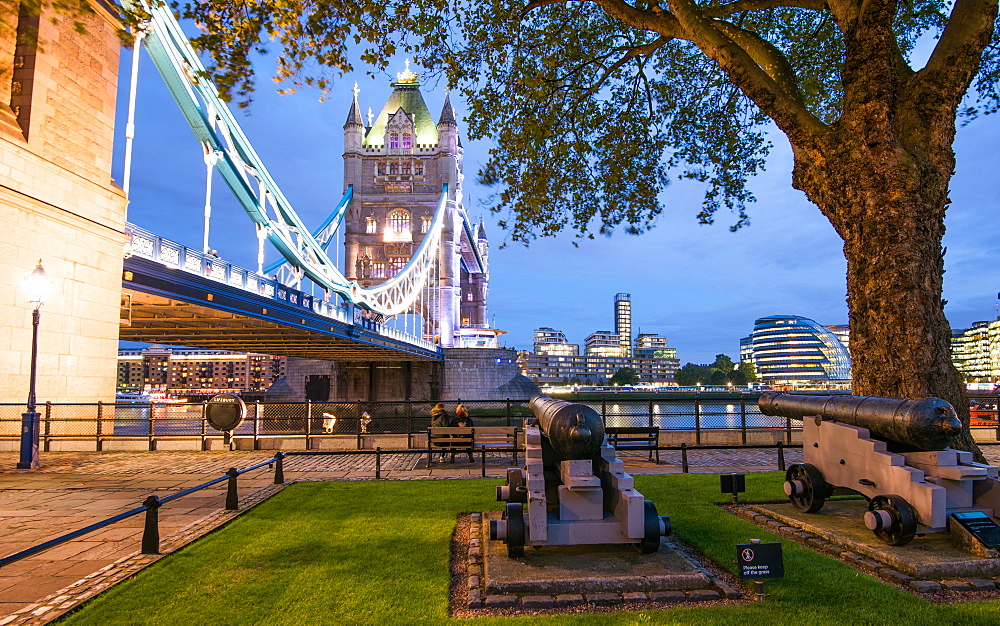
[121,0,446,317]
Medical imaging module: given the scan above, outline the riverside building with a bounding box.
[118,345,286,395]
[742,315,852,389]
[951,320,1000,383]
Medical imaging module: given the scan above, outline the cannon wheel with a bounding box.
[868,495,917,546]
[784,464,828,513]
[639,500,668,554]
[503,502,525,558]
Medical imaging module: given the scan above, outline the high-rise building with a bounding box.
[951,320,999,382]
[615,293,632,358]
[749,315,852,387]
[585,331,627,357]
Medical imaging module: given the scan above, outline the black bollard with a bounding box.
[681,442,689,474]
[375,447,381,480]
[226,467,239,510]
[273,451,285,484]
[481,446,487,478]
[141,495,161,554]
[777,441,786,471]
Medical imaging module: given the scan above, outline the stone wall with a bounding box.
[0,1,126,406]
[441,348,539,401]
[269,357,440,402]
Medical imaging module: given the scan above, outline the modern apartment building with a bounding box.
[533,327,580,356]
[118,345,286,394]
[951,320,1000,383]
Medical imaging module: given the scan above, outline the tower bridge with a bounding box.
[0,0,535,407]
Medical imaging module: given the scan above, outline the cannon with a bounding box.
[760,392,1000,548]
[489,395,670,557]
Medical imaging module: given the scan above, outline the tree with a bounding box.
[739,361,759,383]
[610,367,641,385]
[711,354,736,374]
[674,362,709,386]
[729,369,748,386]
[708,369,729,386]
[162,0,1000,456]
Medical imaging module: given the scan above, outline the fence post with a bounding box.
[648,398,654,428]
[785,415,792,445]
[407,399,413,449]
[694,395,702,446]
[254,401,261,451]
[96,401,103,452]
[141,495,161,554]
[681,442,689,474]
[148,403,155,451]
[505,398,511,428]
[740,394,747,446]
[306,400,312,450]
[226,468,239,510]
[601,398,607,427]
[201,402,208,450]
[481,446,487,478]
[43,402,51,451]
[273,451,285,484]
[375,447,381,480]
[777,441,786,471]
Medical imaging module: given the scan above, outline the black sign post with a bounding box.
[737,540,784,599]
[206,394,247,447]
[721,473,746,504]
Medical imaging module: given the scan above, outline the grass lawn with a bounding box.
[59,473,1000,625]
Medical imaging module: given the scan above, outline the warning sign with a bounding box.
[737,542,784,580]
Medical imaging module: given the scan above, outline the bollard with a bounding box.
[273,451,285,484]
[141,495,161,554]
[681,442,689,474]
[777,441,786,471]
[226,467,239,510]
[481,446,487,478]
[375,447,382,480]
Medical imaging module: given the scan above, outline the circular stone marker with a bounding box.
[206,393,246,432]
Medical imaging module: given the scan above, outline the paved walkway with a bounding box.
[1,446,998,624]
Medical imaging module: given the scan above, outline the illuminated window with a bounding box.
[372,262,385,278]
[366,217,377,234]
[402,132,412,149]
[389,162,398,175]
[390,133,399,149]
[389,257,407,274]
[421,216,432,233]
[402,162,411,175]
[467,292,474,301]
[414,162,424,176]
[388,210,410,234]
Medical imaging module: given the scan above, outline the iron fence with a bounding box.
[2,393,998,450]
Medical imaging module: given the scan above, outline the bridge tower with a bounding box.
[0,1,127,405]
[342,64,488,347]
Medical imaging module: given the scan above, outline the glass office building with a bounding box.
[751,315,852,386]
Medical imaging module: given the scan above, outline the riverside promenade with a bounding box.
[2,446,995,624]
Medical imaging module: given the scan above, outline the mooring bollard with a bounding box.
[681,442,689,474]
[141,495,161,555]
[375,447,382,480]
[776,441,786,471]
[273,451,285,484]
[226,467,239,510]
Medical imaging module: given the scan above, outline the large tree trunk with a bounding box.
[790,131,981,460]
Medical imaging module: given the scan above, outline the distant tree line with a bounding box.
[674,355,757,387]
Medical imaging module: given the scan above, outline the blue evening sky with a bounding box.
[114,43,1000,366]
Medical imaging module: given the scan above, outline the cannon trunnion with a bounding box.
[489,396,670,557]
[760,392,1000,548]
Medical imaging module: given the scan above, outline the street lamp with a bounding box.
[18,259,51,469]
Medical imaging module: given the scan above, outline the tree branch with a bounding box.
[916,0,999,110]
[582,36,672,98]
[704,0,827,19]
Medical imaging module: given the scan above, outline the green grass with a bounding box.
[59,474,1000,625]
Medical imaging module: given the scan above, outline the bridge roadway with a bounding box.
[120,227,441,361]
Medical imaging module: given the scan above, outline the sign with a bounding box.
[721,473,746,495]
[952,512,1000,548]
[206,393,247,432]
[737,542,784,580]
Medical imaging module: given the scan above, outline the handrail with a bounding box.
[0,454,283,568]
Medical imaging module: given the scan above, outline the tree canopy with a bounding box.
[610,366,641,385]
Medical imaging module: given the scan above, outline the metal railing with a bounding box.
[2,393,997,450]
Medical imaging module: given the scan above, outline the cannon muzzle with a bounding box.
[758,392,962,451]
[528,395,605,459]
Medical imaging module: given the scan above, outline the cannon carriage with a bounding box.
[489,395,671,557]
[760,392,1000,547]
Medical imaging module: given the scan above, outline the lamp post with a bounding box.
[18,259,50,469]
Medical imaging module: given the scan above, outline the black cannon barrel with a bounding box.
[528,395,605,460]
[758,392,962,451]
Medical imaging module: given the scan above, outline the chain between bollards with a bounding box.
[225,467,239,510]
[141,495,161,554]
[273,451,285,484]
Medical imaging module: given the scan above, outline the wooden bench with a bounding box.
[428,426,518,464]
[605,427,660,463]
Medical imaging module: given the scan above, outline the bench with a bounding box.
[428,426,518,464]
[605,427,660,463]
